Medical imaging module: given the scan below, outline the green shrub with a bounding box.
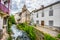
[8,15,16,24]
[44,34,57,40]
[28,26,36,40]
[57,34,60,39]
[7,15,16,40]
[7,15,15,34]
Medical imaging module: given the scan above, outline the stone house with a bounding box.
[16,4,31,24]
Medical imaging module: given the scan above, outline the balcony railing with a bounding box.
[0,3,9,14]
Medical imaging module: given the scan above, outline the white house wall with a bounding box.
[53,3,60,27]
[32,3,60,27]
[43,3,60,27]
[0,16,3,29]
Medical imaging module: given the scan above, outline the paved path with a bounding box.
[34,26,59,37]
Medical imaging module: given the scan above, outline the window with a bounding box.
[49,20,53,26]
[3,17,7,25]
[37,13,38,18]
[49,7,53,16]
[36,20,39,24]
[42,10,44,17]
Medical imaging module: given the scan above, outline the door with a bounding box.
[41,21,44,26]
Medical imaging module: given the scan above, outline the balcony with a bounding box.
[0,3,9,14]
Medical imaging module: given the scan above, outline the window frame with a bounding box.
[36,20,39,24]
[42,10,44,17]
[49,7,53,16]
[49,20,53,26]
[37,12,38,18]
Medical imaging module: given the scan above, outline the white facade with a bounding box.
[0,16,3,29]
[31,1,60,27]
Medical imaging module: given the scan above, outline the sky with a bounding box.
[10,0,60,14]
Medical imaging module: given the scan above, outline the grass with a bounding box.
[44,33,57,40]
[17,23,36,40]
[57,33,60,39]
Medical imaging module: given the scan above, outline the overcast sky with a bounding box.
[10,0,59,14]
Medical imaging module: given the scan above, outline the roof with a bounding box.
[19,5,30,16]
[0,3,9,14]
[32,1,60,13]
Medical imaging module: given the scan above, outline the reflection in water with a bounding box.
[11,25,30,40]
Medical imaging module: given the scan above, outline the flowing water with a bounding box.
[11,25,30,40]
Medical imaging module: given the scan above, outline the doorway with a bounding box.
[3,17,7,25]
[41,21,44,26]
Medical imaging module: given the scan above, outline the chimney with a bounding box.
[41,5,44,9]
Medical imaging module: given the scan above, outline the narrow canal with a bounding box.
[11,24,30,40]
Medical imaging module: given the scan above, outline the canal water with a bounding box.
[11,25,30,40]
